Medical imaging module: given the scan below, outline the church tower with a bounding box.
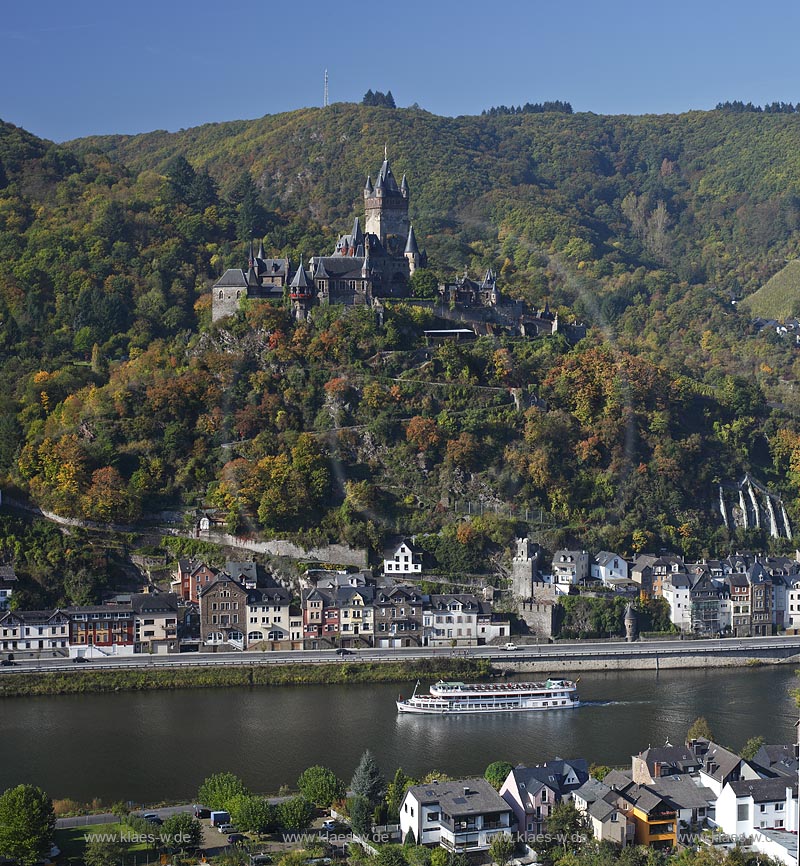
[364,147,409,250]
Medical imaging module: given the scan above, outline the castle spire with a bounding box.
[257,239,266,261]
[364,174,373,194]
[290,258,310,289]
[405,224,420,255]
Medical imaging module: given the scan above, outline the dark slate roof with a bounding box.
[649,774,716,809]
[604,769,634,791]
[729,778,797,802]
[588,798,616,822]
[405,224,420,255]
[248,586,292,605]
[429,594,480,611]
[290,260,310,288]
[753,745,799,778]
[700,743,743,781]
[214,268,248,288]
[407,778,510,816]
[574,778,612,805]
[512,760,589,796]
[131,593,179,614]
[0,566,18,581]
[336,585,375,605]
[310,256,366,279]
[364,175,373,193]
[639,745,700,775]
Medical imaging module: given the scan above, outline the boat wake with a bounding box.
[580,699,652,707]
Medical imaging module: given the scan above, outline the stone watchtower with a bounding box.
[364,148,410,253]
[625,603,639,642]
[511,537,541,599]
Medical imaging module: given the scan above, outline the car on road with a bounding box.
[335,648,354,656]
[503,643,517,651]
[0,658,17,666]
[143,813,163,825]
[72,656,90,663]
[193,806,211,818]
[227,833,246,845]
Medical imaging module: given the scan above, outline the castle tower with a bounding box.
[512,537,540,599]
[289,258,313,320]
[405,224,421,275]
[364,148,409,247]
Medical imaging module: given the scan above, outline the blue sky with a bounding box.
[2,0,800,142]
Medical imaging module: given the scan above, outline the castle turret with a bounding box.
[405,224,421,275]
[625,604,639,642]
[289,257,313,319]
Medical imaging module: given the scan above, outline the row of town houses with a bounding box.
[543,548,800,637]
[0,555,511,656]
[398,736,800,865]
[188,559,511,652]
[0,592,183,657]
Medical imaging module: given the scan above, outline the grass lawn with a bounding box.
[54,821,158,865]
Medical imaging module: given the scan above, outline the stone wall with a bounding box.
[202,532,368,567]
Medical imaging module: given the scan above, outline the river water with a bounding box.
[2,666,798,803]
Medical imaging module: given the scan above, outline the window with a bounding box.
[737,804,749,822]
[776,802,785,811]
[760,804,766,813]
[427,812,439,822]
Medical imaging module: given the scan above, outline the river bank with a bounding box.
[0,657,492,698]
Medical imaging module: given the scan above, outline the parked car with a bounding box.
[218,823,236,834]
[335,647,353,656]
[250,856,273,866]
[193,806,211,819]
[227,833,247,845]
[503,643,517,651]
[321,819,338,832]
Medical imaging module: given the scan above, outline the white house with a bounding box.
[716,777,797,834]
[787,578,800,631]
[384,540,423,576]
[591,552,629,585]
[662,576,692,632]
[0,565,17,611]
[424,594,481,646]
[400,779,513,851]
[552,551,590,590]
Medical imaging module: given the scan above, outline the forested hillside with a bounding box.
[3,104,800,580]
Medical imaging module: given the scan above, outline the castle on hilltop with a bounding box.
[212,150,426,323]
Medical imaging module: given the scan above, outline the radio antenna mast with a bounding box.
[324,69,329,107]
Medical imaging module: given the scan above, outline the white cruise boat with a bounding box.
[396,678,579,714]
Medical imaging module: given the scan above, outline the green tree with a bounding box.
[83,836,127,866]
[160,813,202,852]
[430,849,449,866]
[740,736,765,761]
[231,796,278,835]
[297,765,346,808]
[410,269,438,299]
[386,768,415,821]
[484,761,514,790]
[544,802,586,855]
[687,717,713,742]
[197,772,250,811]
[351,750,386,807]
[377,846,408,866]
[0,784,56,866]
[588,764,612,781]
[277,796,314,832]
[488,832,516,866]
[349,794,373,837]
